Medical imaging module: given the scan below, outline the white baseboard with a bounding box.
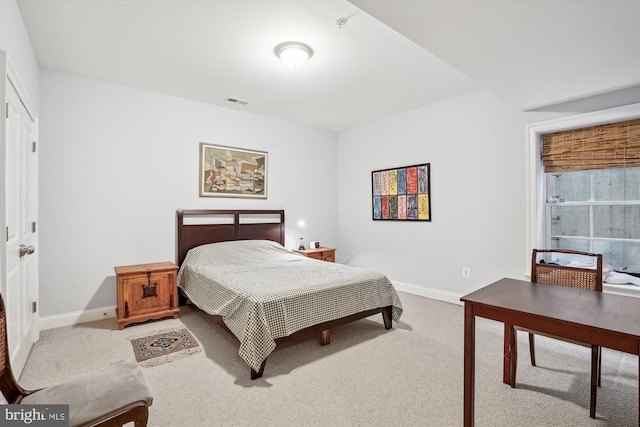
[39,306,117,331]
[38,283,463,331]
[394,279,640,304]
[392,281,463,306]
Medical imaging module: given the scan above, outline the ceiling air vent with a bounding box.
[226,97,248,105]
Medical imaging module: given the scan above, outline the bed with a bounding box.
[176,209,403,379]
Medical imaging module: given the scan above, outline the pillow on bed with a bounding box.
[182,239,302,267]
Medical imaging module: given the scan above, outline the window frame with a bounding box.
[526,103,640,275]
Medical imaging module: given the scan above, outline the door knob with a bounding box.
[19,245,35,257]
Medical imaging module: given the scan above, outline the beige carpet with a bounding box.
[19,292,638,426]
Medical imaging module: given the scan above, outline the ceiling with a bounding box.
[16,0,640,131]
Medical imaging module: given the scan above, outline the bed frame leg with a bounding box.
[320,329,330,345]
[251,360,267,380]
[178,290,188,307]
[382,306,392,329]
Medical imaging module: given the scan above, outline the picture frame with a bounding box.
[199,143,268,198]
[372,163,431,221]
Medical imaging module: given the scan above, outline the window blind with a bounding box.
[541,118,640,172]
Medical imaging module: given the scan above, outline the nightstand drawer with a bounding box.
[120,272,174,315]
[318,250,335,262]
[294,247,336,263]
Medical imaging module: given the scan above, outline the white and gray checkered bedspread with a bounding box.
[177,240,403,372]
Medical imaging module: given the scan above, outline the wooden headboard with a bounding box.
[176,209,285,265]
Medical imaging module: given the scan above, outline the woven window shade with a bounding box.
[541,118,640,172]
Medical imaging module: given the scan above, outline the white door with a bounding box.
[3,62,38,377]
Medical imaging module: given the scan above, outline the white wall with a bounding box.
[21,0,639,322]
[38,70,338,317]
[337,89,528,301]
[0,0,39,108]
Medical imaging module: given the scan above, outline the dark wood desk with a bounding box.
[461,277,640,427]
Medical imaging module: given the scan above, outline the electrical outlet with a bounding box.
[462,267,471,278]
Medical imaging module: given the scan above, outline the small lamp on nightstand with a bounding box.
[297,219,306,250]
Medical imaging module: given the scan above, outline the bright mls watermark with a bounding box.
[2,405,68,426]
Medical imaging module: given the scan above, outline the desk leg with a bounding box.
[464,302,475,427]
[590,345,598,418]
[503,323,512,385]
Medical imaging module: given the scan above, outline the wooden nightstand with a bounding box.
[294,247,336,263]
[114,262,179,330]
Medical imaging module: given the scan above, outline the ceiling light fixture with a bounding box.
[274,42,313,68]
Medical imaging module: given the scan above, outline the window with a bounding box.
[545,167,640,272]
[526,104,640,275]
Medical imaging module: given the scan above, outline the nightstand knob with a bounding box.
[142,271,158,298]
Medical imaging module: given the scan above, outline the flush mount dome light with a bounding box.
[274,42,313,68]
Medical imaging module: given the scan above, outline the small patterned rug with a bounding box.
[129,328,201,367]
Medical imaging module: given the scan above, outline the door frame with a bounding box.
[0,50,40,366]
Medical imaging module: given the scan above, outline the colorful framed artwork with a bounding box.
[372,163,431,221]
[199,143,267,198]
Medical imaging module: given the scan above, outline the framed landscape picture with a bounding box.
[372,163,431,221]
[199,143,268,198]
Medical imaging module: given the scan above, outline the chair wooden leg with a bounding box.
[590,345,598,419]
[78,401,149,427]
[528,333,536,366]
[597,346,602,387]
